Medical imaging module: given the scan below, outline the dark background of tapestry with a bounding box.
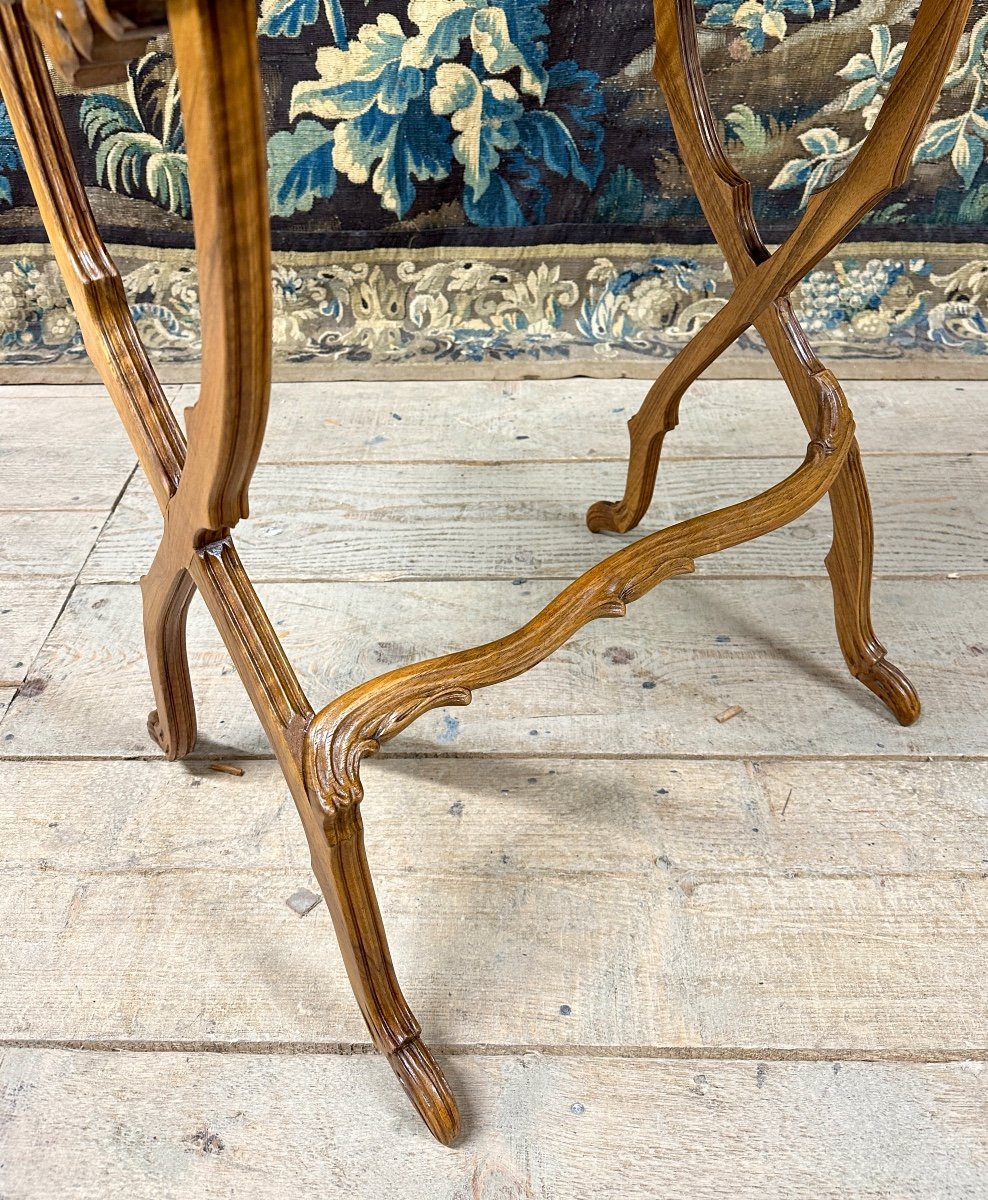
[2,0,984,254]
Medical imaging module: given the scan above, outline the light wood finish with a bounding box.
[8,0,166,86]
[0,580,75,680]
[3,1053,985,1200]
[0,511,109,579]
[4,869,987,1047]
[588,0,974,725]
[79,454,988,584]
[208,378,988,465]
[1,401,985,1185]
[0,0,976,1145]
[2,754,987,1054]
[4,756,988,878]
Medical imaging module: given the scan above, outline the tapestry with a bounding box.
[2,0,988,379]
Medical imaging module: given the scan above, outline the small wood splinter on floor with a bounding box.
[714,704,744,724]
[286,888,323,917]
[209,763,245,777]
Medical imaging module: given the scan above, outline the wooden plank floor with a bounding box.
[0,379,986,1198]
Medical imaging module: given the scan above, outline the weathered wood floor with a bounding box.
[0,378,985,1198]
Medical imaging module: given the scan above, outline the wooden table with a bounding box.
[0,0,971,1146]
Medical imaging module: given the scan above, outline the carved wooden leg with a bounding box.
[592,0,970,538]
[169,0,460,1143]
[0,0,199,750]
[141,558,198,759]
[192,539,461,1146]
[825,448,921,723]
[308,803,462,1146]
[1,0,461,1144]
[588,0,962,721]
[3,0,962,1145]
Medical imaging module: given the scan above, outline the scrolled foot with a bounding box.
[586,497,632,534]
[147,708,167,750]
[387,1036,462,1146]
[855,657,921,727]
[147,707,195,760]
[587,413,671,535]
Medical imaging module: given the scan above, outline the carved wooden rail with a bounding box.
[0,0,969,1145]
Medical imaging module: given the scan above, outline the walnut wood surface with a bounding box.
[307,379,852,814]
[0,0,969,1147]
[587,0,933,725]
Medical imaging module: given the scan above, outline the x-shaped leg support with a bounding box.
[0,0,460,1145]
[588,0,973,724]
[0,0,971,1145]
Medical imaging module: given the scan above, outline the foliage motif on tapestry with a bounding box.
[701,0,823,54]
[0,101,22,206]
[770,16,988,212]
[264,0,604,223]
[4,1,988,370]
[79,53,190,217]
[5,245,988,366]
[19,1,979,235]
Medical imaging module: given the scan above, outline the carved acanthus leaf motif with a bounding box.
[304,387,854,844]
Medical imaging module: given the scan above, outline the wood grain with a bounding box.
[0,579,74,679]
[230,378,987,465]
[1,0,978,1147]
[0,0,462,1138]
[12,0,166,87]
[1,859,985,1051]
[2,755,986,883]
[1,578,983,761]
[305,399,854,818]
[2,1052,985,1199]
[0,385,141,508]
[0,511,112,580]
[0,1,185,511]
[79,455,988,584]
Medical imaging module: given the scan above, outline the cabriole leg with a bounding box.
[0,0,461,1144]
[588,0,962,720]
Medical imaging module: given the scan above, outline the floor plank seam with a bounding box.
[0,864,984,882]
[252,451,988,465]
[70,574,988,589]
[0,460,140,720]
[2,1039,985,1063]
[3,751,986,764]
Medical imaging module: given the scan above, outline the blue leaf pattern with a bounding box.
[278,0,602,221]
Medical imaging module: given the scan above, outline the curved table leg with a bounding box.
[0,0,461,1145]
[306,797,462,1147]
[588,0,964,722]
[192,539,463,1146]
[168,0,460,1142]
[0,1,203,752]
[1,0,962,1146]
[142,560,198,759]
[591,0,970,538]
[825,447,921,723]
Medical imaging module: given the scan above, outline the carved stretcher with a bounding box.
[0,0,970,1145]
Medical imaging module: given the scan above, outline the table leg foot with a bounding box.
[306,801,462,1147]
[388,1039,462,1147]
[826,445,921,726]
[142,562,198,760]
[585,381,678,534]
